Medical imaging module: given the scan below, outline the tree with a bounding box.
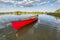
[55,9,60,13]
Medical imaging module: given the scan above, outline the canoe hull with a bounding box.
[11,16,38,30]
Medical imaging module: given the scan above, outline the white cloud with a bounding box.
[57,0,60,2]
[40,1,50,5]
[0,0,41,7]
[0,0,13,2]
[0,0,55,7]
[16,0,41,7]
[54,0,60,2]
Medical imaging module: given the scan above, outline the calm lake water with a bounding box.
[16,14,60,40]
[0,14,60,40]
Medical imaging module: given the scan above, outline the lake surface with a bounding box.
[0,14,60,40]
[16,14,60,40]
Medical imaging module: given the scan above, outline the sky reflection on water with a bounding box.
[16,14,60,40]
[0,14,60,40]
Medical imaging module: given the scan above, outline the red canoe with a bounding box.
[11,15,38,30]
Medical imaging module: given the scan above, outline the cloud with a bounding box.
[16,0,50,7]
[57,0,60,2]
[16,0,41,7]
[0,0,41,7]
[0,0,57,7]
[0,0,13,2]
[40,1,50,5]
[54,0,60,2]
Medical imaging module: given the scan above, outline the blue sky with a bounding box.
[0,0,60,12]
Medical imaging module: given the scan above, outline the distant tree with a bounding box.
[55,9,60,13]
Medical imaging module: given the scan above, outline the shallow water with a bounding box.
[0,14,60,40]
[16,14,60,40]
